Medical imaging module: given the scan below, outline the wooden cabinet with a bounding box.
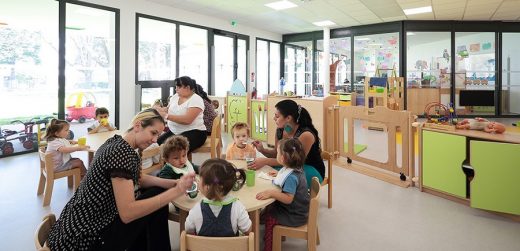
[470,141,520,215]
[420,127,520,216]
[422,130,466,198]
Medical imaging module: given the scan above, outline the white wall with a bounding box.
[83,0,282,127]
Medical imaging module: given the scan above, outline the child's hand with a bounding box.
[78,145,90,151]
[70,140,78,145]
[268,170,278,177]
[247,157,267,170]
[256,190,273,200]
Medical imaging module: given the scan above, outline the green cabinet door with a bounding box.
[422,130,466,198]
[470,140,520,215]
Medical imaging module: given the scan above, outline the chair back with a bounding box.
[308,177,321,233]
[141,146,163,174]
[180,231,254,251]
[34,214,55,251]
[210,115,222,158]
[38,147,55,177]
[320,151,332,208]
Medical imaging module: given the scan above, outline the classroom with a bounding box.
[1,0,519,250]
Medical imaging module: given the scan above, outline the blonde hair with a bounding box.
[161,135,189,160]
[278,138,305,171]
[127,108,165,133]
[231,122,250,138]
[42,119,69,141]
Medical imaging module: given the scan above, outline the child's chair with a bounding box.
[180,230,254,251]
[273,177,321,251]
[189,115,222,161]
[141,146,163,175]
[321,151,333,208]
[37,147,81,207]
[34,213,55,251]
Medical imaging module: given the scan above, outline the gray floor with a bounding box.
[1,129,520,251]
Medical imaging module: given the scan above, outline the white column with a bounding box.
[322,27,330,96]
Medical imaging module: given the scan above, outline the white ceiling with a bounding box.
[148,0,520,34]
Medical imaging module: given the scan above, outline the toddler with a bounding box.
[256,138,310,251]
[226,122,256,160]
[185,159,251,237]
[43,119,89,177]
[157,136,195,179]
[88,107,116,134]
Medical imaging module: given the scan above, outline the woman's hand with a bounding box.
[256,189,274,200]
[153,106,169,120]
[247,157,268,170]
[175,172,196,192]
[251,140,265,152]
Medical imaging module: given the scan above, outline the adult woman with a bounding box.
[157,76,207,152]
[193,81,217,135]
[48,109,195,251]
[249,99,325,179]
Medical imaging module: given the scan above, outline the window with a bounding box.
[256,40,269,96]
[354,32,399,95]
[237,38,247,86]
[455,32,495,115]
[256,39,281,97]
[317,38,352,92]
[65,3,118,139]
[179,25,208,91]
[0,0,58,157]
[501,33,520,115]
[285,41,311,96]
[406,32,451,115]
[214,35,234,96]
[137,17,176,81]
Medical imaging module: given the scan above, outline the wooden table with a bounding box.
[172,160,278,251]
[84,130,121,164]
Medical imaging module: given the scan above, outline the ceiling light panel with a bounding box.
[403,6,432,15]
[265,0,298,10]
[312,20,336,26]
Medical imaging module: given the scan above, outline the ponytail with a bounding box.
[42,119,69,141]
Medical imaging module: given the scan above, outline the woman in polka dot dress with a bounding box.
[48,109,196,251]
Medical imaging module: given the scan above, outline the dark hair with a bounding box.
[161,135,189,160]
[278,138,305,171]
[127,108,165,132]
[42,119,69,141]
[275,99,320,149]
[199,159,246,201]
[174,76,195,90]
[95,107,109,117]
[192,81,212,103]
[231,122,250,138]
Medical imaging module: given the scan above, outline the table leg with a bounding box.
[179,210,188,234]
[249,210,260,251]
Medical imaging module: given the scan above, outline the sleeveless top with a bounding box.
[198,202,237,237]
[276,126,325,179]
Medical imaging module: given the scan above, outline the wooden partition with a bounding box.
[333,106,414,187]
[250,99,267,141]
[266,96,338,153]
[224,94,250,133]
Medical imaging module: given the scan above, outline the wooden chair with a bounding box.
[34,213,55,251]
[321,151,333,208]
[37,148,81,207]
[141,146,163,175]
[273,177,321,251]
[188,115,222,161]
[180,230,254,251]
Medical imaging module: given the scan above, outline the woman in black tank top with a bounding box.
[249,99,325,179]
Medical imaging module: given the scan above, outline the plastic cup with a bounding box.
[186,182,198,199]
[100,118,109,126]
[246,170,255,187]
[78,137,86,146]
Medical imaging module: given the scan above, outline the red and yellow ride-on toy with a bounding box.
[65,92,97,123]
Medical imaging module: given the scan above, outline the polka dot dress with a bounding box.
[48,135,141,250]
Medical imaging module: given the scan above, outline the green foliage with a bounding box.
[0,28,42,65]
